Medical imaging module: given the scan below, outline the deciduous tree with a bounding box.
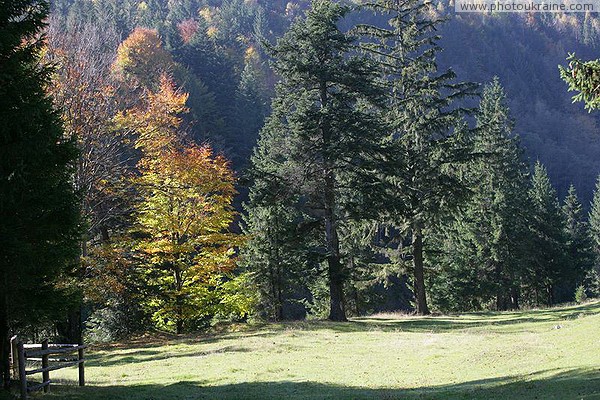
[123,76,243,333]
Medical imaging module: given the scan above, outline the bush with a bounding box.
[575,285,587,304]
[84,300,147,343]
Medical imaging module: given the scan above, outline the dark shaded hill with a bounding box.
[437,11,600,205]
[50,0,600,203]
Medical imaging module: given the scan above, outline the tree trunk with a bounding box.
[273,234,283,321]
[412,225,429,315]
[62,234,87,344]
[67,310,83,345]
[276,262,283,321]
[547,284,554,306]
[325,198,346,322]
[174,268,184,334]
[0,270,10,390]
[510,286,520,310]
[318,76,346,322]
[100,226,110,242]
[350,258,360,316]
[494,262,508,311]
[328,262,346,321]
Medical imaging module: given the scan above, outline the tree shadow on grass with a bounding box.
[302,300,600,334]
[94,329,281,351]
[86,302,600,354]
[42,368,600,400]
[86,345,254,368]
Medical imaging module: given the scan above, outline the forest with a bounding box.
[3,0,600,398]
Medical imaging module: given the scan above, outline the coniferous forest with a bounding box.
[4,0,600,398]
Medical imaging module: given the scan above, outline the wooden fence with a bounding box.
[10,336,86,400]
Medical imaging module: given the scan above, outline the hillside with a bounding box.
[438,11,600,205]
[30,301,600,399]
[49,0,600,204]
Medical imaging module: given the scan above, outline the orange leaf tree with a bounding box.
[122,75,248,333]
[113,27,174,90]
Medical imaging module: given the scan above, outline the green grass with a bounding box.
[12,301,600,399]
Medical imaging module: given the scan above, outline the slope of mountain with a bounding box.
[50,0,600,203]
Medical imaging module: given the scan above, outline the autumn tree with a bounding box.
[47,20,132,246]
[121,76,244,333]
[116,25,223,150]
[113,27,174,90]
[46,19,156,341]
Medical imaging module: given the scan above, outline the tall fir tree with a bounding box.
[586,176,600,296]
[526,162,567,306]
[0,0,81,388]
[428,78,530,312]
[560,185,593,301]
[359,0,476,314]
[232,48,271,168]
[246,0,388,321]
[588,177,600,257]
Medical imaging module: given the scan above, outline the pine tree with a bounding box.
[359,0,476,315]
[0,0,80,388]
[246,0,388,321]
[526,162,567,305]
[428,78,530,311]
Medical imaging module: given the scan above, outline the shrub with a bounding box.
[575,285,587,304]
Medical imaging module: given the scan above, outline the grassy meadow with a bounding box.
[9,301,600,400]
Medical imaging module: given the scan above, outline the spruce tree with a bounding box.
[0,0,80,388]
[526,162,567,305]
[359,0,476,314]
[586,176,600,296]
[588,177,600,256]
[560,54,600,111]
[561,185,593,301]
[428,78,530,311]
[241,200,315,321]
[246,0,388,321]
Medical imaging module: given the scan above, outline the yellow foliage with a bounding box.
[113,28,174,89]
[207,26,219,39]
[118,72,244,333]
[199,7,214,23]
[116,74,189,162]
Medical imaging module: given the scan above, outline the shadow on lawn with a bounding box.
[87,345,254,368]
[85,302,600,361]
[92,329,282,352]
[323,301,600,334]
[44,368,600,400]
